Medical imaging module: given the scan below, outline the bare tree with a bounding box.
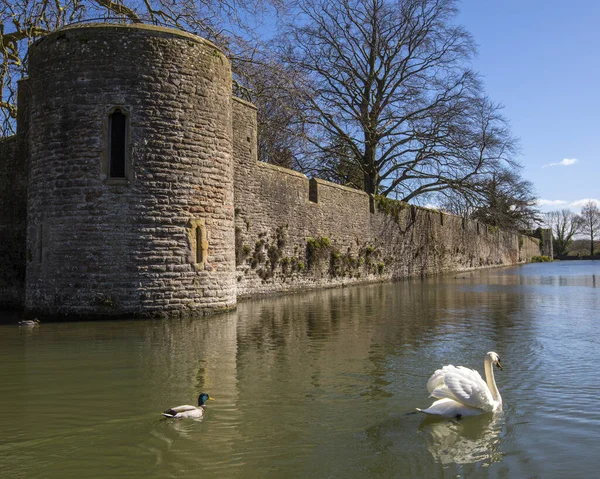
[469,170,540,230]
[437,189,476,219]
[577,201,600,256]
[544,209,580,257]
[278,0,519,201]
[436,168,539,231]
[0,0,285,136]
[316,133,365,187]
[234,52,309,169]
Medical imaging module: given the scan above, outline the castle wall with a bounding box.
[0,26,542,318]
[0,80,30,308]
[372,206,527,280]
[233,98,381,296]
[232,100,541,298]
[519,233,542,262]
[25,24,236,318]
[0,136,26,307]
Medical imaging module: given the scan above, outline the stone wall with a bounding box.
[24,24,236,318]
[0,78,29,308]
[0,136,26,307]
[519,233,542,261]
[232,99,541,299]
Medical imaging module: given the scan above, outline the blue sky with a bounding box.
[457,0,600,213]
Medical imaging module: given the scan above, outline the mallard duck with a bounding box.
[18,319,40,327]
[162,393,214,418]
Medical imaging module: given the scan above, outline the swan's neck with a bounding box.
[484,358,502,406]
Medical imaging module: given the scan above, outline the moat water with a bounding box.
[1,260,599,478]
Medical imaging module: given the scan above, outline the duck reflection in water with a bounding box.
[419,413,503,465]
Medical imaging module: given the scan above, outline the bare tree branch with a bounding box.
[0,0,286,136]
[276,0,522,206]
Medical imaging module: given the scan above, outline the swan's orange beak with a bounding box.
[496,360,503,370]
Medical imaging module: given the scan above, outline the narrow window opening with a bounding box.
[309,178,318,203]
[109,109,127,178]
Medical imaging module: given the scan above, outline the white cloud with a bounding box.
[536,199,568,207]
[422,203,440,211]
[542,158,578,168]
[569,198,600,210]
[537,198,600,213]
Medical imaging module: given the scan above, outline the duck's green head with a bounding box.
[198,393,214,406]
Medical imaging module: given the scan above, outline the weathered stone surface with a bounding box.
[0,135,27,307]
[23,24,235,318]
[232,99,541,299]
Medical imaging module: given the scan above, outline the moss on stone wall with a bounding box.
[306,236,332,269]
[374,195,409,223]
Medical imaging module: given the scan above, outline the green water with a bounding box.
[2,261,599,478]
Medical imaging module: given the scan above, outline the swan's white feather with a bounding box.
[417,398,484,418]
[426,368,447,394]
[428,365,494,411]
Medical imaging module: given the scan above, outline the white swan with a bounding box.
[417,352,503,418]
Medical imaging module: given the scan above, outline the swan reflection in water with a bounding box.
[419,413,503,465]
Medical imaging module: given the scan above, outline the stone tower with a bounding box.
[25,24,236,318]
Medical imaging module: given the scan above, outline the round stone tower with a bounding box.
[25,23,236,318]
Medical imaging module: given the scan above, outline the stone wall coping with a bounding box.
[0,135,17,145]
[520,234,540,245]
[233,96,257,110]
[310,177,370,197]
[32,22,225,56]
[257,161,308,180]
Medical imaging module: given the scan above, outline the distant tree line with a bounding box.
[544,201,600,257]
[1,0,540,231]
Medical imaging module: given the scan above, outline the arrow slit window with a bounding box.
[108,109,128,178]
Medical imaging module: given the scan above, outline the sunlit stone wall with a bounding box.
[232,100,541,298]
[24,24,236,318]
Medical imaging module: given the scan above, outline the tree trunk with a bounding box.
[363,144,377,196]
